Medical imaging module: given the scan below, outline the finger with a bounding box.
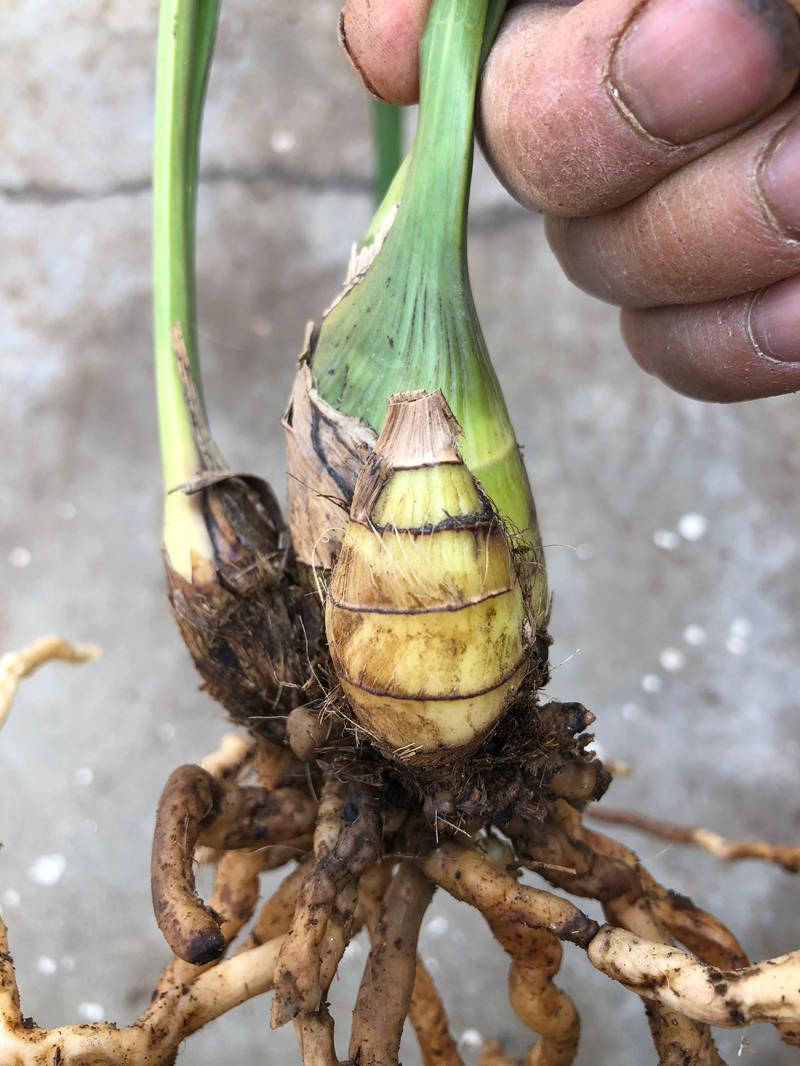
[545,100,800,307]
[621,274,800,402]
[479,0,800,216]
[340,0,431,104]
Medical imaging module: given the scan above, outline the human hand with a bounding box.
[340,0,800,402]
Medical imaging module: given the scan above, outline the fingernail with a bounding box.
[749,276,800,363]
[759,114,800,238]
[610,0,799,145]
[338,8,383,102]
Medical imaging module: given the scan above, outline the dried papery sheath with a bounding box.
[326,390,531,763]
[283,358,377,572]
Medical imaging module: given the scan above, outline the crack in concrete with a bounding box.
[0,161,372,205]
[0,161,537,239]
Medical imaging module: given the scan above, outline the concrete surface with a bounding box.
[1,2,799,1063]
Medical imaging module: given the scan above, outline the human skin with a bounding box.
[340,0,800,402]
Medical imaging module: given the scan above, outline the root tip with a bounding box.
[185,927,226,966]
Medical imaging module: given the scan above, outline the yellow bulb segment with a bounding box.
[330,521,516,611]
[326,586,525,700]
[338,667,525,756]
[371,463,483,529]
[325,390,533,761]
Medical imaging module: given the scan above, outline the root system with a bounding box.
[2,637,800,1066]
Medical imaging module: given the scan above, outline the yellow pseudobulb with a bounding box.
[325,390,532,762]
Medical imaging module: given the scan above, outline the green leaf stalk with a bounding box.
[371,99,404,205]
[153,0,219,580]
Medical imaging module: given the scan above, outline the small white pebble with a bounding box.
[251,316,273,338]
[678,513,708,541]
[459,1029,483,1049]
[60,955,76,973]
[575,542,594,561]
[77,1002,104,1023]
[652,529,679,551]
[725,635,749,657]
[730,617,752,638]
[74,766,94,787]
[28,854,67,887]
[2,889,21,909]
[641,673,662,694]
[659,647,685,673]
[423,915,449,939]
[156,722,176,743]
[56,501,77,520]
[36,956,57,976]
[8,547,32,569]
[683,624,707,647]
[621,702,641,722]
[270,129,296,154]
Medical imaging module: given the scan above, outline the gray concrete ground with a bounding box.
[2,2,799,1063]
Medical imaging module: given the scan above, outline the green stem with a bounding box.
[395,0,507,261]
[315,0,492,414]
[312,0,531,528]
[362,149,411,248]
[362,0,505,248]
[403,0,487,267]
[153,0,219,492]
[153,0,220,577]
[371,99,404,206]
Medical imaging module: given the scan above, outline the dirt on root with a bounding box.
[313,658,610,837]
